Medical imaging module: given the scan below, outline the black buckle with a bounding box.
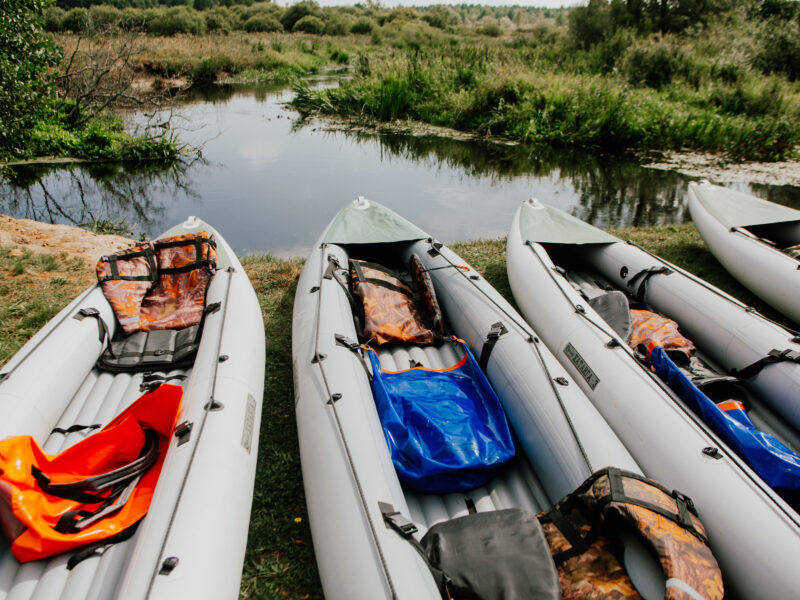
[672,489,697,517]
[75,307,100,320]
[335,334,360,351]
[378,501,418,537]
[487,322,508,340]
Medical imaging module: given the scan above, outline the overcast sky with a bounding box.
[311,1,581,6]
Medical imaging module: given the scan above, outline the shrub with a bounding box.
[146,7,206,36]
[87,5,121,32]
[330,49,349,64]
[350,17,374,34]
[477,23,502,37]
[62,8,89,33]
[205,8,235,34]
[293,15,324,34]
[243,14,283,32]
[280,1,319,32]
[622,40,681,89]
[324,15,349,36]
[422,8,448,30]
[43,7,64,32]
[755,19,800,81]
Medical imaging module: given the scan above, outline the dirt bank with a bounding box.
[0,215,134,264]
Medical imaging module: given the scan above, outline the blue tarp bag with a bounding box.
[367,341,515,493]
[649,344,800,492]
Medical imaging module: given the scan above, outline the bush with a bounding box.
[87,5,121,32]
[293,14,324,34]
[350,17,374,34]
[330,49,349,64]
[243,14,283,32]
[146,7,206,36]
[205,8,235,34]
[422,8,449,30]
[477,23,502,37]
[280,1,319,32]
[755,19,800,81]
[324,16,349,36]
[43,6,64,32]
[622,40,682,89]
[62,7,89,33]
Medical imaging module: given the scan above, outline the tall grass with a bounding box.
[292,41,800,160]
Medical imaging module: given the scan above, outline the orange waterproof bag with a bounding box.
[0,384,182,563]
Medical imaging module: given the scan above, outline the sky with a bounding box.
[311,1,581,6]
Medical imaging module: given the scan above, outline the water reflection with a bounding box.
[369,132,690,228]
[1,82,798,256]
[1,156,203,234]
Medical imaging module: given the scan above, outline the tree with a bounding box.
[0,0,61,156]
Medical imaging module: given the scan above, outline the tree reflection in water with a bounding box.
[348,131,693,229]
[0,155,203,236]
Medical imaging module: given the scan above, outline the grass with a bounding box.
[0,248,90,365]
[0,221,791,597]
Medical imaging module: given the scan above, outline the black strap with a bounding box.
[732,348,800,379]
[66,519,142,570]
[593,468,707,544]
[74,308,115,358]
[139,373,187,393]
[52,424,101,435]
[335,334,373,382]
[350,260,414,297]
[478,322,508,371]
[627,266,673,302]
[539,504,596,565]
[98,246,158,283]
[379,502,451,597]
[32,430,159,501]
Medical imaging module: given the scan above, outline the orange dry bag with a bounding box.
[0,384,182,563]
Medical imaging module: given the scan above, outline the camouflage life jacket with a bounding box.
[538,467,723,600]
[349,255,444,346]
[629,310,695,358]
[96,232,216,336]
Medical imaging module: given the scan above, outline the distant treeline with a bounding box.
[44,1,562,36]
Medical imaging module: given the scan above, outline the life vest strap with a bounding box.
[31,429,159,501]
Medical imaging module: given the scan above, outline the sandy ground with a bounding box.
[0,215,134,264]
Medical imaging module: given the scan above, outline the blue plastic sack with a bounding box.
[367,341,515,493]
[649,345,800,492]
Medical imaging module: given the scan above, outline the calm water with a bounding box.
[2,82,799,257]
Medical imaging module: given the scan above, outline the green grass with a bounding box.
[0,222,791,598]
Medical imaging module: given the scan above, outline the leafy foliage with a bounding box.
[0,0,61,157]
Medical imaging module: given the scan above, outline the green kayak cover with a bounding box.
[519,200,618,245]
[323,197,429,245]
[691,183,800,229]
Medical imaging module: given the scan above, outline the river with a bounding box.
[2,81,799,256]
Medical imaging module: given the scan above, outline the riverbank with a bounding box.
[0,216,784,598]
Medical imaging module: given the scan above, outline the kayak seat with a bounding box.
[349,254,444,346]
[95,232,217,371]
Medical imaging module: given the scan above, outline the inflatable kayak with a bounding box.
[0,217,264,599]
[507,199,800,599]
[294,197,723,600]
[689,180,800,324]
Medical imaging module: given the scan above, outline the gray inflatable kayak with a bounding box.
[0,217,264,599]
[507,199,800,599]
[291,197,719,600]
[689,180,800,324]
